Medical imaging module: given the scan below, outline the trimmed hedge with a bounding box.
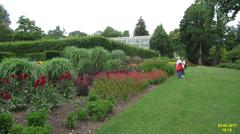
[44,50,62,60]
[26,52,45,61]
[0,36,158,58]
[0,52,16,61]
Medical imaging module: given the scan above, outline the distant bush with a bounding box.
[0,36,158,58]
[217,63,240,70]
[111,50,125,60]
[227,45,240,61]
[44,50,61,60]
[140,58,175,76]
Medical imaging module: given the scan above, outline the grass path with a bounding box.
[95,67,240,134]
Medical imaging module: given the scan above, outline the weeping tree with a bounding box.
[180,2,214,65]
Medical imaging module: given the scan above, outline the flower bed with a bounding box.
[91,70,168,99]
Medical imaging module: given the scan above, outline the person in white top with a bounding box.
[176,57,182,65]
[176,57,183,78]
[182,58,186,77]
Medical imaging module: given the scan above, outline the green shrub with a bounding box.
[44,50,61,60]
[0,58,39,81]
[106,96,117,106]
[89,47,110,72]
[29,85,61,112]
[86,99,113,121]
[21,125,51,134]
[63,46,90,67]
[26,52,45,61]
[227,45,240,61]
[26,110,48,127]
[42,58,74,81]
[64,112,78,129]
[106,59,122,71]
[0,112,13,134]
[0,36,158,58]
[0,52,16,61]
[86,100,108,121]
[87,92,100,102]
[76,108,88,121]
[140,58,175,76]
[10,124,24,134]
[234,59,240,64]
[111,50,125,60]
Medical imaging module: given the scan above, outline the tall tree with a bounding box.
[169,29,186,56]
[14,16,43,41]
[68,31,87,37]
[0,5,13,42]
[236,21,240,43]
[134,16,149,36]
[150,25,173,57]
[122,30,130,37]
[47,26,65,39]
[0,5,10,25]
[212,2,230,65]
[180,2,214,65]
[101,26,122,37]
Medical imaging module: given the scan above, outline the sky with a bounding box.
[0,0,239,36]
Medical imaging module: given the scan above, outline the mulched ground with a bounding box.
[13,85,157,134]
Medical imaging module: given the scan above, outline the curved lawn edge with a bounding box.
[94,67,240,134]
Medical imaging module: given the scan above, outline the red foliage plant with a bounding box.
[95,70,167,82]
[59,72,72,81]
[34,75,47,89]
[11,73,29,80]
[0,92,12,100]
[0,78,10,84]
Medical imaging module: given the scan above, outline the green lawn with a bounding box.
[95,66,240,134]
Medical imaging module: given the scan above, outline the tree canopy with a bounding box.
[180,2,214,65]
[14,16,43,41]
[68,31,87,37]
[101,26,122,37]
[0,5,13,42]
[134,16,149,36]
[47,26,65,39]
[150,25,173,57]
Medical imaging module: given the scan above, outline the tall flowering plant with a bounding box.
[54,72,74,99]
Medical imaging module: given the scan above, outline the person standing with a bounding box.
[176,57,183,78]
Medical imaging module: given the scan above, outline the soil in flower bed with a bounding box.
[13,85,157,134]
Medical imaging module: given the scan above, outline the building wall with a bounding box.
[109,36,151,49]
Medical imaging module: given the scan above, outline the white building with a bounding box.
[109,36,151,49]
